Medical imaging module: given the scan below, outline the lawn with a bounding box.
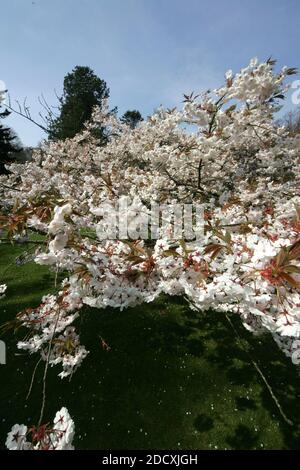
[1,242,300,450]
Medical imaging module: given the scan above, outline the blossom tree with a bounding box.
[1,58,300,444]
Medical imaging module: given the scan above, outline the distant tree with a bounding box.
[279,108,300,136]
[0,108,22,174]
[121,110,143,129]
[48,66,110,141]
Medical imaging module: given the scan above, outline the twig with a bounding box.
[5,96,49,133]
[1,184,22,192]
[26,357,42,400]
[38,309,61,426]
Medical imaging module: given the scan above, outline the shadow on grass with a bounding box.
[226,424,260,450]
[194,414,214,433]
[191,311,300,449]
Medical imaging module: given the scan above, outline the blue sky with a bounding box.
[1,0,299,146]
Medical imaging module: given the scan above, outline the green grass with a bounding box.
[1,242,300,449]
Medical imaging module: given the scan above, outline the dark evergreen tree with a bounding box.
[0,108,21,174]
[48,66,110,141]
[121,109,143,129]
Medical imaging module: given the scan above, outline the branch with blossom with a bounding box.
[1,58,300,389]
[5,407,75,450]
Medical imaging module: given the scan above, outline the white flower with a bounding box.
[52,407,75,449]
[35,253,58,265]
[27,215,48,232]
[225,69,233,80]
[48,204,72,235]
[49,232,69,252]
[250,57,258,67]
[6,424,28,450]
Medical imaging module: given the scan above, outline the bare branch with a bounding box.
[5,95,49,133]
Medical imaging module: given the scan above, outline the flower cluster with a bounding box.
[6,407,75,450]
[16,293,88,378]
